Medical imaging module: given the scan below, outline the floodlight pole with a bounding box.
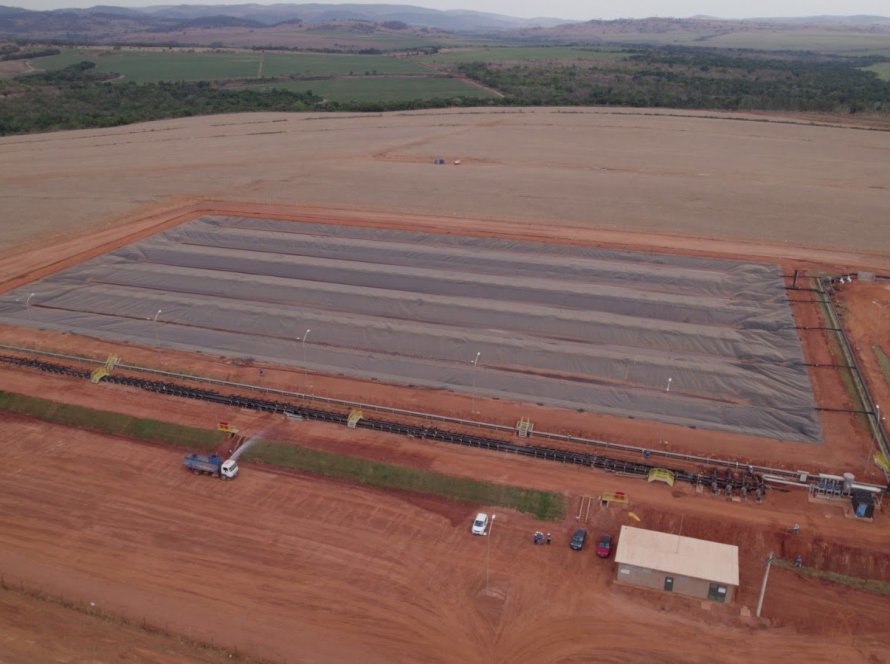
[152,309,162,367]
[302,328,311,397]
[486,514,496,593]
[472,351,481,416]
[868,403,882,471]
[661,376,672,445]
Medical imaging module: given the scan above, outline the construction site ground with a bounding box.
[2,411,890,663]
[2,108,890,662]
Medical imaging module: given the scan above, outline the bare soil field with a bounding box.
[1,108,888,662]
[1,108,889,257]
[0,587,243,664]
[1,418,889,664]
[0,58,32,78]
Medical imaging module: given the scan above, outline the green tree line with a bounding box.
[0,62,324,134]
[3,46,889,136]
[456,47,890,113]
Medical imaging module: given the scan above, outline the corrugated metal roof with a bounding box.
[614,525,739,586]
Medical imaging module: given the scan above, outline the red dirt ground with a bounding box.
[837,279,890,438]
[0,587,244,664]
[1,417,889,664]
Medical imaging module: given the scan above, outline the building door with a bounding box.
[664,576,674,591]
[707,583,727,602]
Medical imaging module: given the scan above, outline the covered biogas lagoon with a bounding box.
[0,214,820,441]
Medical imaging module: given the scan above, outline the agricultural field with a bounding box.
[30,47,429,81]
[12,46,492,108]
[696,30,890,56]
[542,28,890,56]
[424,45,629,64]
[864,61,890,80]
[248,75,495,101]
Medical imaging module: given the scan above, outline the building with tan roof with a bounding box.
[614,525,739,602]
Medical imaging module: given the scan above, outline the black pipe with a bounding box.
[0,353,757,494]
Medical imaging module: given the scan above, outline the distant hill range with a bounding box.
[517,15,890,39]
[0,5,888,44]
[0,3,569,37]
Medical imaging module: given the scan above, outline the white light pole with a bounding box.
[661,377,672,445]
[302,328,311,396]
[871,403,884,472]
[756,552,774,618]
[472,351,481,416]
[152,309,162,366]
[486,514,496,593]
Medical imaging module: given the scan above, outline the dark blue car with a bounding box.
[570,528,587,551]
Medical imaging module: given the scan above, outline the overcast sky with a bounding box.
[13,0,890,21]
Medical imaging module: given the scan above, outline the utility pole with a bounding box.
[486,514,496,593]
[302,328,311,397]
[755,551,774,618]
[471,351,481,416]
[152,309,162,367]
[661,376,672,445]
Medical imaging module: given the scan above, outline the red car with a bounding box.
[596,534,613,558]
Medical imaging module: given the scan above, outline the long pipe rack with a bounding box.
[2,350,886,496]
[0,343,809,481]
[0,352,770,496]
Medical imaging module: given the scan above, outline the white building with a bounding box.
[614,525,739,602]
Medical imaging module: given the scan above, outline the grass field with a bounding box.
[775,557,890,595]
[262,52,426,76]
[276,26,447,49]
[30,47,429,82]
[249,75,496,101]
[245,440,565,520]
[697,30,890,55]
[0,389,224,450]
[874,345,890,385]
[863,62,890,81]
[25,47,475,101]
[424,46,628,64]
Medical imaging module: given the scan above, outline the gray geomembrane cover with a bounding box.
[0,215,822,442]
